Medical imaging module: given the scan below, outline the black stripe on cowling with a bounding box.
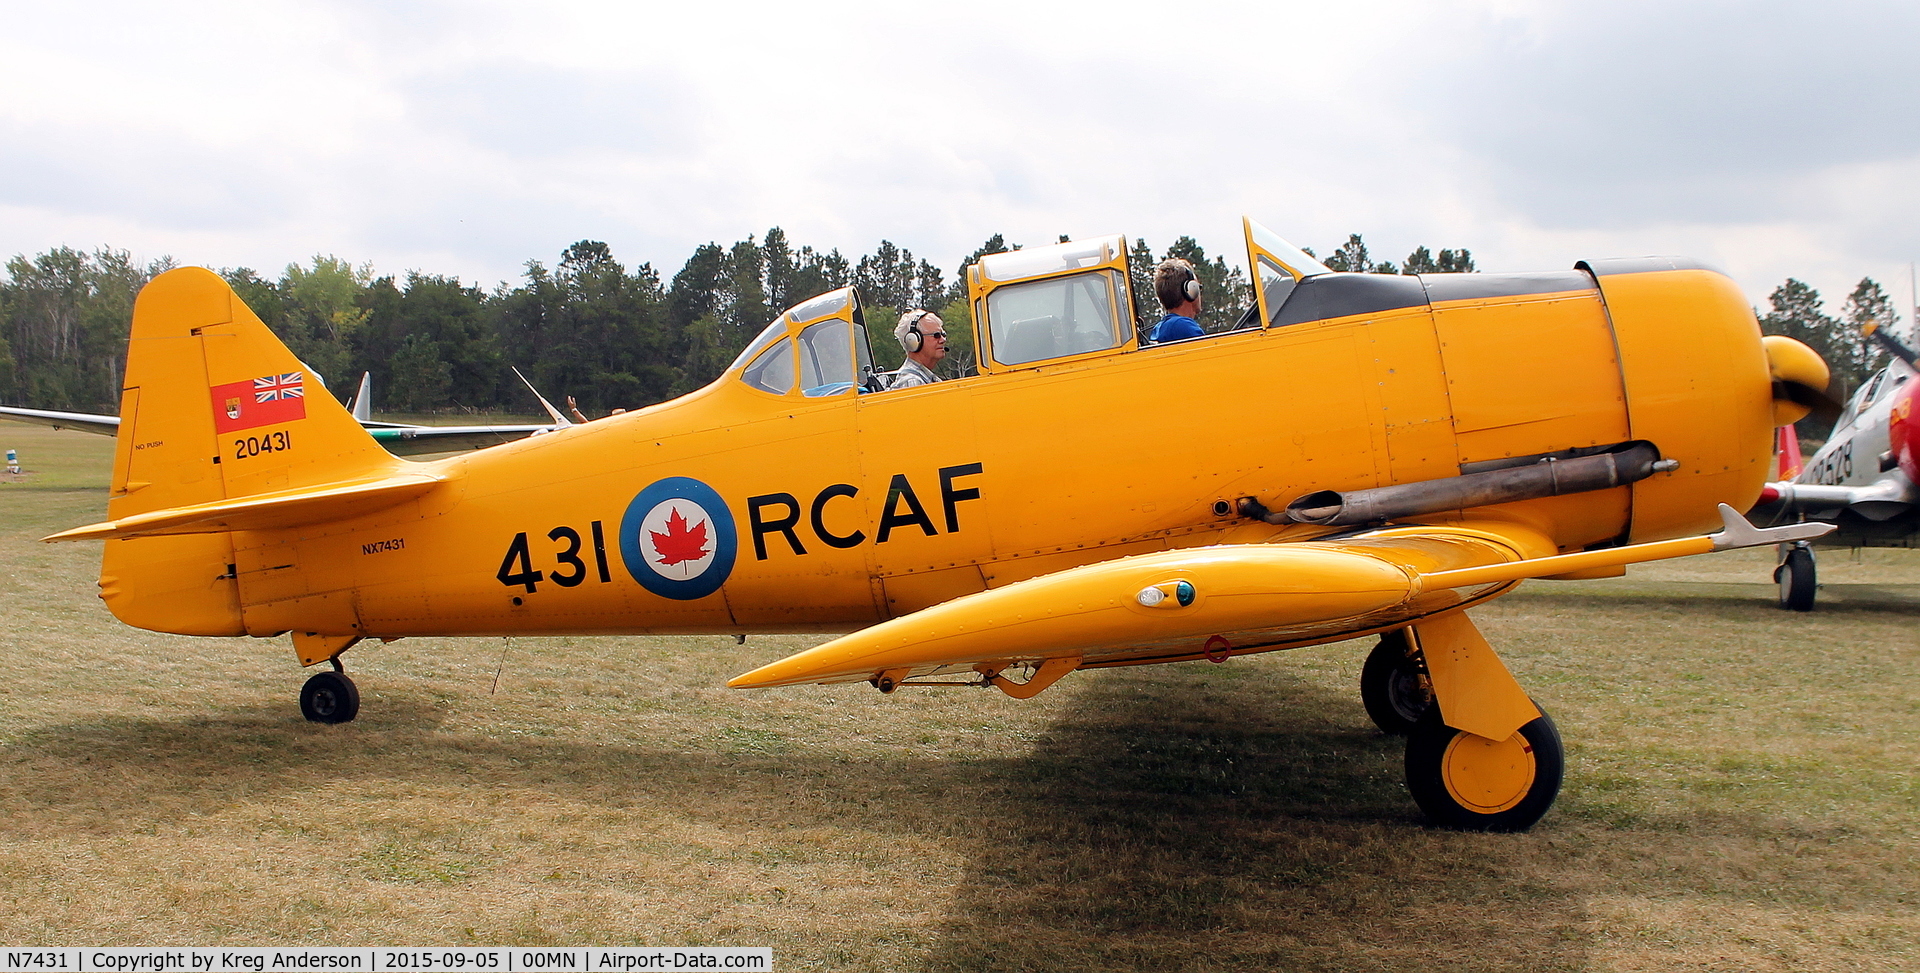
[1271,273,1430,326]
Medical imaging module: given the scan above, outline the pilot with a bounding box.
[1148,259,1205,343]
[890,309,948,389]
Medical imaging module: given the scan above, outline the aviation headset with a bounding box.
[899,309,933,353]
[1159,260,1202,309]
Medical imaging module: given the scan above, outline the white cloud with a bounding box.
[0,0,1914,315]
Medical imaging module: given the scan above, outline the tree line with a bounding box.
[0,230,1895,416]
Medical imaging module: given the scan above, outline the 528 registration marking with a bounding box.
[232,430,292,459]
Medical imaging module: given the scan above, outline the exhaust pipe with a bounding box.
[1245,442,1673,527]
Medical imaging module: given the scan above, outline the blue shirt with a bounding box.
[1151,313,1203,343]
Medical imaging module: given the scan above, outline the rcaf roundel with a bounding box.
[619,477,737,600]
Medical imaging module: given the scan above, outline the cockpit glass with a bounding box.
[986,271,1121,366]
[978,235,1122,282]
[1255,255,1297,324]
[1247,221,1332,278]
[730,318,788,373]
[741,338,795,394]
[797,318,855,396]
[785,288,852,324]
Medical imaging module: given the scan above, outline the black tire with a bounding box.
[1777,546,1816,612]
[300,670,360,724]
[1361,630,1433,735]
[1405,703,1563,832]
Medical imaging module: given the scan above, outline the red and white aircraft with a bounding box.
[1753,325,1918,609]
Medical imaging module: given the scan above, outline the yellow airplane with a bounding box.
[45,218,1834,832]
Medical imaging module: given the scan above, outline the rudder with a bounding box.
[101,267,400,636]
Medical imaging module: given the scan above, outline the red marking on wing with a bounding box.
[650,507,710,566]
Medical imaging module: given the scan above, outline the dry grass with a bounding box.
[1,424,1915,971]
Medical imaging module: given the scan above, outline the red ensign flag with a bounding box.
[211,372,307,433]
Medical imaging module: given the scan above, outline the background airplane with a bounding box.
[39,221,1832,833]
[1,370,559,457]
[1752,324,1918,609]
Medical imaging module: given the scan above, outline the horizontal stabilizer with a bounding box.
[44,470,446,542]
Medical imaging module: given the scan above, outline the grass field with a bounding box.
[1,425,1915,971]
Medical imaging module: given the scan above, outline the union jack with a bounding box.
[254,372,305,403]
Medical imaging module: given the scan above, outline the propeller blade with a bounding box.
[1775,380,1843,424]
[1862,322,1918,369]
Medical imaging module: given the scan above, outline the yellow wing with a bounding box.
[729,505,1828,693]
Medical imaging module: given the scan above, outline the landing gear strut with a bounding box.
[300,661,360,724]
[1360,629,1433,735]
[1776,543,1816,612]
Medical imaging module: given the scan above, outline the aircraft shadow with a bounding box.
[916,667,1594,972]
[10,666,1596,971]
[1510,582,1920,616]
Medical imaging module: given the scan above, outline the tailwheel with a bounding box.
[1776,545,1816,612]
[300,669,361,724]
[1405,704,1563,832]
[1360,629,1433,735]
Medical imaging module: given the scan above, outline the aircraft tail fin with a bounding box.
[91,267,402,638]
[109,267,401,520]
[349,371,373,423]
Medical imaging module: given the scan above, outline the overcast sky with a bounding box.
[4,0,1916,320]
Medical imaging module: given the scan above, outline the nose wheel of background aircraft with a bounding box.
[1776,544,1816,612]
[299,667,361,724]
[1404,703,1563,832]
[1360,629,1433,735]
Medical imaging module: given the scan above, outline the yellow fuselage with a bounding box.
[99,262,1773,659]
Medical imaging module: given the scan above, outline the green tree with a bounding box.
[1840,277,1897,381]
[1323,234,1371,273]
[679,314,737,389]
[763,227,798,314]
[1400,245,1477,275]
[1126,237,1156,327]
[1,247,168,410]
[947,233,1015,306]
[277,255,372,398]
[788,245,851,307]
[387,332,452,412]
[358,272,499,413]
[724,236,771,335]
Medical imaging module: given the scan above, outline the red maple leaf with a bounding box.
[650,506,710,567]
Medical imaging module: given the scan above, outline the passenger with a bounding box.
[890,308,948,389]
[1148,259,1205,343]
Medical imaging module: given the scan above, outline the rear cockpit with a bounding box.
[724,218,1627,398]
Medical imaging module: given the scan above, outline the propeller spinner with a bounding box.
[1763,335,1842,426]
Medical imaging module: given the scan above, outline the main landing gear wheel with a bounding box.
[1361,629,1433,735]
[1405,704,1563,832]
[300,670,361,724]
[1776,545,1816,612]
